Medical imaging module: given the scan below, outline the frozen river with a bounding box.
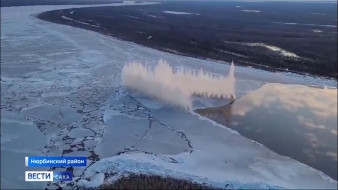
[1,2,337,189]
[197,83,337,180]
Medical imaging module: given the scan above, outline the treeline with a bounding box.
[37,3,337,79]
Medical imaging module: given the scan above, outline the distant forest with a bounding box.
[37,1,337,78]
[0,0,121,7]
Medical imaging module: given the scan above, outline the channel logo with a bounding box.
[25,171,72,182]
[25,171,53,182]
[53,171,73,181]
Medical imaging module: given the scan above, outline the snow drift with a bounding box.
[122,60,235,110]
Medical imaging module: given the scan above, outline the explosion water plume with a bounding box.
[122,60,235,110]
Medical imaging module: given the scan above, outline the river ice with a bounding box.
[1,2,337,189]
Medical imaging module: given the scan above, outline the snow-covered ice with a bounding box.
[313,29,323,33]
[163,11,200,15]
[1,1,337,189]
[1,111,48,189]
[241,10,261,13]
[223,41,300,59]
[61,16,101,28]
[274,22,337,28]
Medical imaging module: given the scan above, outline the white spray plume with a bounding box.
[122,60,235,110]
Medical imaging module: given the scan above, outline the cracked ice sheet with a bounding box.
[86,91,337,189]
[0,2,337,190]
[1,111,48,189]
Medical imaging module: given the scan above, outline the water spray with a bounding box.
[122,60,235,110]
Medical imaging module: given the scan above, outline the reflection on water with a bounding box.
[196,83,337,180]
